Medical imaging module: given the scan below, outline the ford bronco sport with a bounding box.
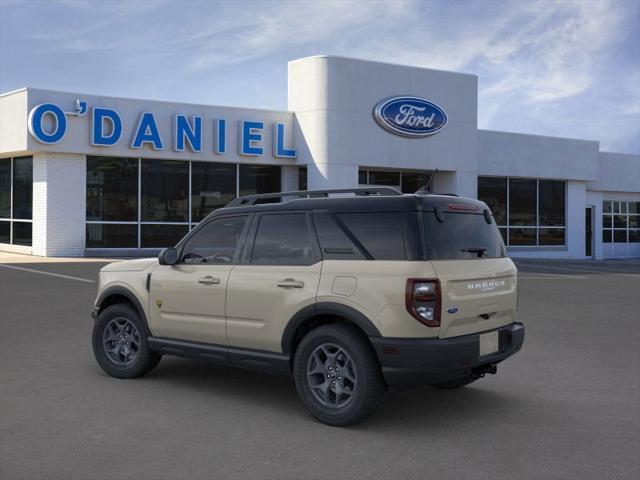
[91,187,524,426]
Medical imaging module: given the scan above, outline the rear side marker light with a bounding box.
[406,279,441,327]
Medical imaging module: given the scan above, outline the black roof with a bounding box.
[209,188,489,218]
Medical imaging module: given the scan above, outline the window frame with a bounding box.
[602,200,640,245]
[176,213,251,265]
[478,176,567,248]
[242,211,321,266]
[0,156,33,246]
[358,167,433,194]
[85,156,282,250]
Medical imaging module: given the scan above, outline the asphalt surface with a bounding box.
[1,258,639,480]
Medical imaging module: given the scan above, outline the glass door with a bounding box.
[585,206,593,257]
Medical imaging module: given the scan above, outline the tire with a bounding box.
[293,323,385,426]
[432,376,478,389]
[92,303,160,379]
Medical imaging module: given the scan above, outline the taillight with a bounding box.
[405,279,441,327]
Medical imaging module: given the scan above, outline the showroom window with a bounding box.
[86,156,281,249]
[0,156,33,246]
[298,166,308,190]
[602,201,640,244]
[478,177,566,246]
[358,168,432,193]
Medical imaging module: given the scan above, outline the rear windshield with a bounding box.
[423,212,505,260]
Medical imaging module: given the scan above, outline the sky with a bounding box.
[1,0,639,154]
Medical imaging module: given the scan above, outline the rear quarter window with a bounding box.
[336,212,406,260]
[424,212,505,260]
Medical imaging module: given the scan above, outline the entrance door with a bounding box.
[585,207,593,257]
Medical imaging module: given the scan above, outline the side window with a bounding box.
[337,212,406,260]
[251,213,317,265]
[313,212,365,260]
[180,216,247,264]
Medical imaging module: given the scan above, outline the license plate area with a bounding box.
[479,331,500,357]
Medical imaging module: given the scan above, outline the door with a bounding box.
[585,206,593,257]
[149,215,249,345]
[226,212,322,352]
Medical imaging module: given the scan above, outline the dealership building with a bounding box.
[1,55,638,259]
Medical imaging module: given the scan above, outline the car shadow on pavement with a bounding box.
[139,357,529,431]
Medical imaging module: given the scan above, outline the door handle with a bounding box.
[198,276,221,285]
[277,278,305,288]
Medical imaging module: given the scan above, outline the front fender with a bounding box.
[94,282,151,335]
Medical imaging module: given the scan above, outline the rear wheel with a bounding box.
[92,303,160,379]
[293,324,385,426]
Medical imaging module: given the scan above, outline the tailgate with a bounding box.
[431,258,517,338]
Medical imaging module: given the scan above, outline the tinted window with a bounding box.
[239,165,281,197]
[0,220,9,243]
[86,223,137,248]
[181,216,247,264]
[86,156,138,221]
[191,162,236,222]
[613,230,627,243]
[539,228,565,246]
[252,213,316,265]
[141,224,188,248]
[298,166,307,190]
[367,170,400,187]
[478,177,507,226]
[509,178,536,226]
[313,212,365,260]
[12,221,32,246]
[509,227,536,246]
[424,212,505,259]
[141,160,188,222]
[12,156,32,219]
[337,212,405,260]
[539,180,565,226]
[0,159,10,218]
[401,172,431,193]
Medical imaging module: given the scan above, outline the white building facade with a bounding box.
[1,56,638,258]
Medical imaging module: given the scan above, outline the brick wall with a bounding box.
[32,152,86,256]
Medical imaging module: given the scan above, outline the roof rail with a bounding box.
[225,187,402,207]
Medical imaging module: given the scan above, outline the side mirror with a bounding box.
[158,247,178,266]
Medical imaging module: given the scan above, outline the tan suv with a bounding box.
[91,187,524,426]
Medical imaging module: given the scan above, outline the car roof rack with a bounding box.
[226,187,402,207]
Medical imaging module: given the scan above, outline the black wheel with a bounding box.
[432,375,478,389]
[92,303,160,379]
[293,324,385,426]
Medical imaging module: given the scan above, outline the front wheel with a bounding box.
[293,324,385,426]
[92,303,160,379]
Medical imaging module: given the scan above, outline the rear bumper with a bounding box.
[370,322,525,390]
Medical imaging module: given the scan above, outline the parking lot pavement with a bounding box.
[1,259,639,480]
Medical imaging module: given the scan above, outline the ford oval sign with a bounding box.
[373,96,447,138]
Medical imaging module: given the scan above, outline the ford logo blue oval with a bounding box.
[373,96,447,138]
[447,306,459,314]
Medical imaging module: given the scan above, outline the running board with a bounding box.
[147,337,291,376]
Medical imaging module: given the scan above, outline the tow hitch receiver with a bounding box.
[473,364,498,378]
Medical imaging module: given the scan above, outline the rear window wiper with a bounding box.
[461,247,487,257]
